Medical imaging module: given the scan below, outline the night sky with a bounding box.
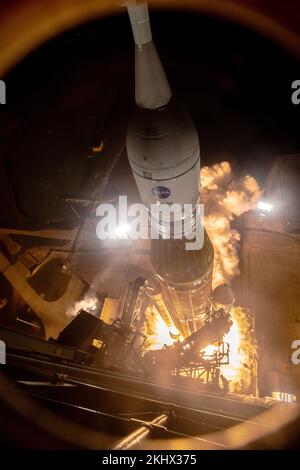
[1,10,300,229]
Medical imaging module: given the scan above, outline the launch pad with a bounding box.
[1,333,269,450]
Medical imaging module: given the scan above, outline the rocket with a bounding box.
[125,1,214,337]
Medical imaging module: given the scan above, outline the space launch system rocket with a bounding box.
[125,1,214,337]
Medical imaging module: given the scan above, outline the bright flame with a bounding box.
[200,306,257,393]
[143,305,176,350]
[201,162,260,392]
[221,306,257,392]
[145,161,260,393]
[202,344,219,357]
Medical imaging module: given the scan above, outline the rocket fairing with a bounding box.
[126,1,214,337]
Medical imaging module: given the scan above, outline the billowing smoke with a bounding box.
[200,161,261,392]
[201,161,262,288]
[65,272,108,319]
[65,291,101,318]
[64,250,124,321]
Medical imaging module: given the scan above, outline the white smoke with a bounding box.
[201,161,262,288]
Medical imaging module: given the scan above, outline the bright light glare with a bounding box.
[169,326,181,338]
[272,391,296,403]
[114,224,130,239]
[202,344,219,357]
[257,201,273,212]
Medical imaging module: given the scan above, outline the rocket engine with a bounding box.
[143,307,233,372]
[126,1,214,337]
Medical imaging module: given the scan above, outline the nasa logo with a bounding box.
[152,186,171,199]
